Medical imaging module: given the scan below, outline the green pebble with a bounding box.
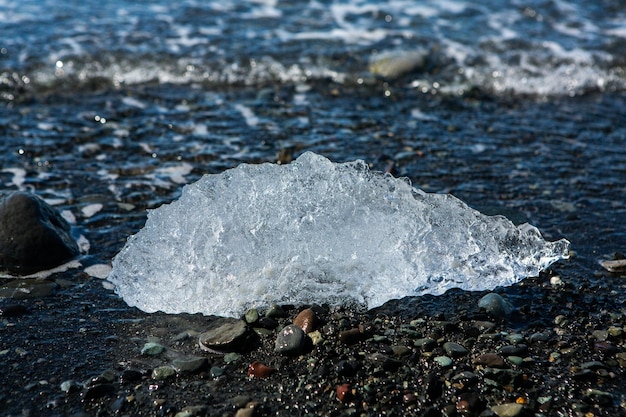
[210,366,225,378]
[265,304,287,319]
[141,342,165,356]
[244,309,259,324]
[151,366,176,380]
[507,334,524,344]
[223,352,242,364]
[506,356,524,366]
[491,403,524,417]
[434,356,453,367]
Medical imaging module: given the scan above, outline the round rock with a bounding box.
[199,317,251,353]
[0,191,79,275]
[275,324,306,355]
[478,293,514,319]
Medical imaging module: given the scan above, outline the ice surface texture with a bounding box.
[109,152,569,317]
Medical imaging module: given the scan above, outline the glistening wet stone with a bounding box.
[198,318,251,353]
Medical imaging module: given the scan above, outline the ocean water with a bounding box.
[1,0,625,285]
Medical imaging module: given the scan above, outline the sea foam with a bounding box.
[108,152,569,317]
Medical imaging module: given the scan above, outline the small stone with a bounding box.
[175,405,208,417]
[198,317,251,353]
[0,191,79,274]
[141,342,165,356]
[366,353,402,372]
[478,293,514,319]
[414,338,437,352]
[308,330,323,345]
[224,352,242,364]
[499,344,528,356]
[434,356,453,367]
[293,308,316,333]
[60,380,81,393]
[506,356,524,366]
[265,304,287,319]
[491,403,524,417]
[172,357,208,374]
[483,368,522,387]
[275,324,307,355]
[83,384,115,401]
[336,383,352,402]
[473,353,506,368]
[592,330,609,342]
[210,366,225,378]
[339,327,364,345]
[119,369,143,384]
[151,366,176,380]
[443,342,468,357]
[599,258,626,272]
[247,361,275,378]
[244,309,259,324]
[391,345,411,357]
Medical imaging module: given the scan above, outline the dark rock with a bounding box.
[119,369,143,384]
[275,324,307,355]
[172,356,209,374]
[335,359,359,377]
[483,368,522,388]
[199,317,252,353]
[82,384,115,401]
[0,303,28,317]
[0,279,57,299]
[443,341,469,357]
[499,344,528,357]
[0,192,79,274]
[478,293,514,319]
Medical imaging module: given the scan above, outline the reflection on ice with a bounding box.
[108,152,569,318]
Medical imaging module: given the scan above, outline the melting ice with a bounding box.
[108,152,569,317]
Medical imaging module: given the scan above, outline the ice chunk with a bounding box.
[108,152,569,317]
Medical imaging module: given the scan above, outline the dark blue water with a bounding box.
[1,0,625,283]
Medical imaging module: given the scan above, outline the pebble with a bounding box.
[0,191,79,274]
[308,330,323,345]
[198,317,250,353]
[171,356,208,374]
[336,383,352,402]
[491,403,525,417]
[265,304,287,319]
[275,324,307,355]
[141,342,165,356]
[244,309,259,324]
[499,344,528,356]
[151,366,176,380]
[443,341,468,357]
[478,293,514,319]
[434,356,453,367]
[293,308,316,333]
[473,353,506,368]
[339,327,364,345]
[209,366,225,378]
[247,361,275,378]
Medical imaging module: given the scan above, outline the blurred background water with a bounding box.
[0,0,625,283]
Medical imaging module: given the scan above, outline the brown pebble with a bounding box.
[402,392,417,404]
[473,353,507,368]
[293,308,316,334]
[336,383,352,402]
[247,361,275,379]
[339,328,363,345]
